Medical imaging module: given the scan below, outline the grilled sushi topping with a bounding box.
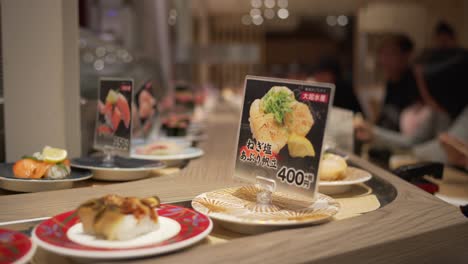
[79,195,160,222]
[77,195,161,241]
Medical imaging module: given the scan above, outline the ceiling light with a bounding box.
[252,15,264,25]
[277,8,289,19]
[94,59,104,71]
[264,0,275,9]
[337,15,348,26]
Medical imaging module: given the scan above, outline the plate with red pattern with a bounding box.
[0,229,36,264]
[32,205,212,259]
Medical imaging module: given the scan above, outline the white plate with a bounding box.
[192,186,340,234]
[131,147,204,161]
[319,167,372,195]
[67,216,181,249]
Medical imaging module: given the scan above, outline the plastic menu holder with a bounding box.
[233,76,335,204]
[94,78,134,165]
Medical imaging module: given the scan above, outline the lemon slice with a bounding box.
[105,90,119,104]
[42,146,67,163]
[287,134,315,158]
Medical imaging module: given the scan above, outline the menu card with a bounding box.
[133,80,157,139]
[234,76,334,201]
[94,78,134,154]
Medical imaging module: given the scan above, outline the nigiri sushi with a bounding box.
[116,94,131,128]
[111,107,122,130]
[13,147,71,179]
[319,154,348,181]
[77,195,161,241]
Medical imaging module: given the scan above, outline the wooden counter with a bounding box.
[0,105,467,263]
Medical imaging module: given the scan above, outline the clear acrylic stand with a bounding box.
[102,146,116,167]
[252,176,280,212]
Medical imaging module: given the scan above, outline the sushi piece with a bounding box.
[102,102,114,127]
[319,154,348,181]
[13,159,51,179]
[97,100,105,114]
[97,124,113,135]
[284,102,314,137]
[45,160,71,179]
[111,107,122,130]
[249,112,289,154]
[116,94,131,128]
[13,147,71,179]
[135,141,184,155]
[77,195,161,241]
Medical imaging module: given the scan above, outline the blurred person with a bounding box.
[434,21,458,49]
[311,57,362,113]
[355,47,468,164]
[376,34,420,131]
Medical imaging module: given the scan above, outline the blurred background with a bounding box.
[1,0,467,165]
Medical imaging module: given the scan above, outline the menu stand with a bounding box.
[102,146,116,167]
[254,176,280,211]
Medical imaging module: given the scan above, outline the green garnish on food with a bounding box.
[262,89,294,124]
[56,163,68,171]
[21,155,39,161]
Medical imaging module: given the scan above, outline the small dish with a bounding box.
[0,228,36,264]
[0,164,92,192]
[70,156,165,181]
[319,167,372,195]
[192,186,340,234]
[32,204,212,260]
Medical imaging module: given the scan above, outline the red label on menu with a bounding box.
[300,92,329,103]
[120,84,132,92]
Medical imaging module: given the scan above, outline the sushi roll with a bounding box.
[77,195,161,241]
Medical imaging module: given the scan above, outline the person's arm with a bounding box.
[372,126,415,149]
[372,110,437,149]
[354,107,440,150]
[413,106,468,163]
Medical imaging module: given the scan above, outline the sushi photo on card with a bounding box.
[94,78,134,153]
[234,76,334,201]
